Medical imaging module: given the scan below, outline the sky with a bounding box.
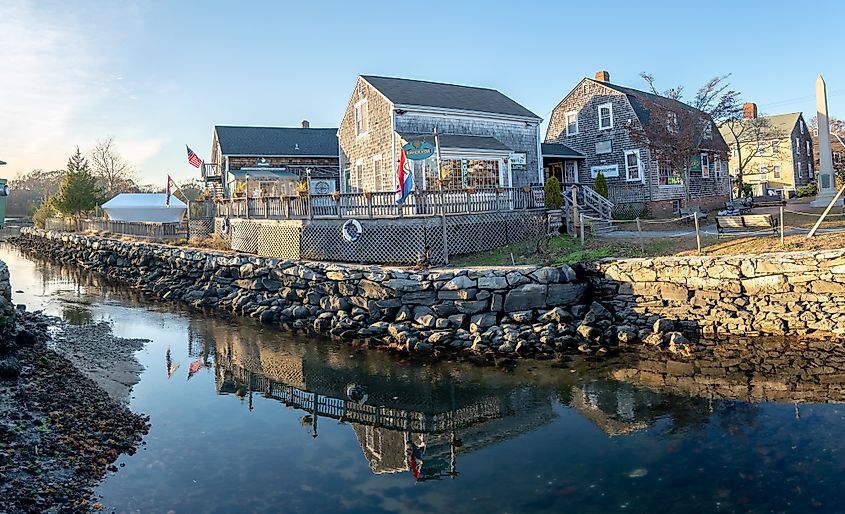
[2,0,845,186]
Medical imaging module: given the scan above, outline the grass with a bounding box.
[451,228,845,267]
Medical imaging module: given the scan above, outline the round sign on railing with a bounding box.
[402,139,435,161]
[342,219,362,242]
[0,184,9,197]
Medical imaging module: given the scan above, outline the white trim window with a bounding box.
[373,154,388,192]
[760,164,768,178]
[714,158,723,178]
[354,159,365,192]
[800,119,805,134]
[795,137,799,151]
[354,99,369,137]
[773,164,781,180]
[757,140,766,155]
[597,102,613,130]
[771,140,780,154]
[658,160,681,186]
[731,144,738,159]
[624,149,643,182]
[565,111,579,135]
[807,140,812,157]
[701,152,710,178]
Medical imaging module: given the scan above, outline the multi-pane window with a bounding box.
[354,99,368,136]
[598,103,613,130]
[565,112,578,135]
[436,159,500,189]
[773,164,781,180]
[373,156,390,192]
[807,140,812,156]
[658,160,681,186]
[771,140,780,154]
[354,161,366,192]
[715,158,723,178]
[760,164,768,178]
[564,161,578,183]
[624,150,641,181]
[795,137,799,151]
[700,153,710,178]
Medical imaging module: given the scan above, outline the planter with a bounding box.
[297,190,309,197]
[363,191,373,199]
[496,187,505,194]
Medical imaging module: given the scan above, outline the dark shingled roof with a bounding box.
[399,133,512,151]
[590,79,728,152]
[215,126,338,157]
[541,143,585,159]
[362,75,540,120]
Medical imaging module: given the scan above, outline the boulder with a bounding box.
[546,283,587,306]
[504,284,547,312]
[441,275,476,290]
[653,318,674,334]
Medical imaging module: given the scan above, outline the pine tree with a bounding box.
[52,148,105,217]
[593,172,609,198]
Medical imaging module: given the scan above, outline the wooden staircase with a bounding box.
[562,184,615,236]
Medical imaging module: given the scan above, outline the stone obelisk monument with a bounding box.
[811,74,843,207]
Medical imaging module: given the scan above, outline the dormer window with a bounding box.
[354,99,369,137]
[598,103,613,130]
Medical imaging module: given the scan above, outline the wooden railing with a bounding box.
[202,163,222,180]
[214,186,546,220]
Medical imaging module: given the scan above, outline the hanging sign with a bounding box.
[510,152,527,172]
[402,139,436,161]
[341,219,363,242]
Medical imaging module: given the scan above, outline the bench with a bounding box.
[715,214,778,238]
[751,195,785,208]
[723,200,752,215]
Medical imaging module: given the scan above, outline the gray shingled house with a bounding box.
[205,122,339,197]
[546,71,730,218]
[338,75,543,194]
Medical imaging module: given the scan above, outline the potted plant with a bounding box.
[363,191,373,200]
[297,181,309,197]
[496,186,505,194]
[331,191,341,201]
[544,176,564,234]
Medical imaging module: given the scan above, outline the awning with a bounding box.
[399,133,512,152]
[229,168,299,180]
[285,165,340,179]
[542,143,585,159]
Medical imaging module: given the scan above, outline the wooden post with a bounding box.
[636,216,644,256]
[572,185,579,239]
[693,212,702,255]
[780,205,785,246]
[440,188,449,264]
[186,199,191,240]
[367,194,373,219]
[579,213,585,245]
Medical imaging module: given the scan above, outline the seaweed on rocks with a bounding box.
[0,313,150,513]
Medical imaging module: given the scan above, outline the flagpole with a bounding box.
[434,128,449,264]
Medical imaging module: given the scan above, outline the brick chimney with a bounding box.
[301,119,310,128]
[743,103,758,119]
[595,70,610,82]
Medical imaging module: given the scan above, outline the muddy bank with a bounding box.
[0,312,150,513]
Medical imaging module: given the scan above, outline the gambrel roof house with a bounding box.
[338,75,543,194]
[546,71,730,218]
[206,122,340,197]
[718,106,814,198]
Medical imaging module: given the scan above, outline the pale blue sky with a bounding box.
[2,0,843,186]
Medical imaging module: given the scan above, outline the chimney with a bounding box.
[301,119,310,128]
[743,103,758,119]
[595,70,610,82]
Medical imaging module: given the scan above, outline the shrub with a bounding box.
[544,177,563,210]
[797,183,818,198]
[740,183,753,198]
[32,198,57,228]
[593,172,609,198]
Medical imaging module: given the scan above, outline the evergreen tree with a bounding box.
[52,148,105,217]
[593,172,609,198]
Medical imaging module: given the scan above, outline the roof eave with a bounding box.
[393,103,542,123]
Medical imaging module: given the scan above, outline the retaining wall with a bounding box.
[590,250,845,337]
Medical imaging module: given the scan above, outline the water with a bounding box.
[5,244,845,513]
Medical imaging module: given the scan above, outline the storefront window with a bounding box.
[658,160,681,186]
[427,159,500,189]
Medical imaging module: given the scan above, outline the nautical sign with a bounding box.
[342,219,363,242]
[402,139,436,161]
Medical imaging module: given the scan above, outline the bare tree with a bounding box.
[810,115,845,182]
[89,137,137,196]
[720,113,782,197]
[633,73,737,206]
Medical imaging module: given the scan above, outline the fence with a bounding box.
[45,217,188,240]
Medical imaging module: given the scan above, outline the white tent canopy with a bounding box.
[102,193,187,223]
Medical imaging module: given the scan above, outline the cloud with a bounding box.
[0,1,102,174]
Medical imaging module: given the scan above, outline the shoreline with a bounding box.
[0,311,150,512]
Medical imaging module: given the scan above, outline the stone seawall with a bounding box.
[18,229,599,358]
[590,250,845,338]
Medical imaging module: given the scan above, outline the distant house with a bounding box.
[205,122,339,197]
[337,75,543,194]
[719,105,814,198]
[545,71,730,217]
[812,123,845,185]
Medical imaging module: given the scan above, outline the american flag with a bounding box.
[186,145,202,168]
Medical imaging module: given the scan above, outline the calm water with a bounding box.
[5,244,845,514]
